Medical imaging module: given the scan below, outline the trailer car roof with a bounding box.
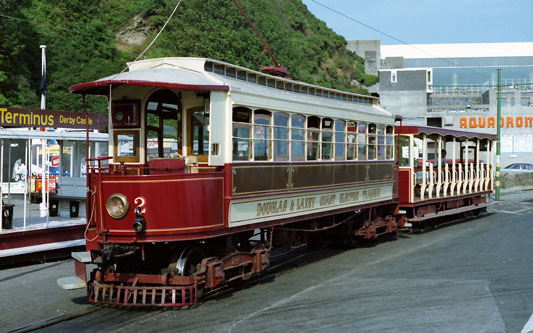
[396,125,497,140]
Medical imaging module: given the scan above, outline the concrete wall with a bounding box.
[379,70,427,91]
[346,40,380,76]
[379,90,428,120]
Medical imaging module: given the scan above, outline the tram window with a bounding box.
[258,76,266,85]
[301,87,308,95]
[377,124,385,160]
[190,108,209,157]
[248,73,257,83]
[334,120,346,161]
[291,114,305,161]
[315,90,323,97]
[357,122,367,160]
[254,110,271,161]
[267,79,275,88]
[214,64,225,75]
[386,126,394,160]
[399,135,410,167]
[368,124,377,160]
[321,118,333,160]
[285,83,293,92]
[293,85,300,94]
[346,121,356,160]
[308,88,315,96]
[114,130,140,163]
[237,70,246,81]
[232,107,252,161]
[307,116,320,161]
[145,90,181,160]
[273,113,289,161]
[276,81,284,90]
[413,137,423,166]
[204,61,214,72]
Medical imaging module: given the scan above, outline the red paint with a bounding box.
[398,169,411,203]
[95,172,225,238]
[0,225,84,250]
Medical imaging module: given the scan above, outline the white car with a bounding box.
[502,163,533,174]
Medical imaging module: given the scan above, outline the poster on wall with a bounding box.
[501,135,513,153]
[513,134,533,153]
[1,139,28,194]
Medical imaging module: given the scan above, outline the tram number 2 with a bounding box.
[134,197,146,214]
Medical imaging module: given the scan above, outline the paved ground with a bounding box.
[1,190,533,332]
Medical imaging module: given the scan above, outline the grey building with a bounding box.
[348,41,533,166]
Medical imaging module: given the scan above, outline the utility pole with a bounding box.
[495,68,502,200]
[39,45,48,217]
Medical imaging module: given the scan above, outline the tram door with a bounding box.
[145,90,182,160]
[187,106,209,162]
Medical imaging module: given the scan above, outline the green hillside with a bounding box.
[0,0,377,114]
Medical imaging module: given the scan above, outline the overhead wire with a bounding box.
[130,0,183,64]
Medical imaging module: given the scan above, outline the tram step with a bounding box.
[57,276,86,290]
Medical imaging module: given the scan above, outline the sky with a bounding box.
[301,0,533,45]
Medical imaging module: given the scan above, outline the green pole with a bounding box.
[495,69,502,200]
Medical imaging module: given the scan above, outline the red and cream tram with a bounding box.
[70,57,400,306]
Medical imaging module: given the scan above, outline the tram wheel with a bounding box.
[175,246,206,276]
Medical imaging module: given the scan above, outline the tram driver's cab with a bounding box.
[109,88,211,174]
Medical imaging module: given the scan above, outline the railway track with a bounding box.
[6,212,487,332]
[5,249,314,332]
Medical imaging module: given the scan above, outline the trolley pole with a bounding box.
[495,68,502,200]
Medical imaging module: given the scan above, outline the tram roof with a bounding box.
[69,57,393,123]
[396,125,497,140]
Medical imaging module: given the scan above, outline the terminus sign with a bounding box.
[0,107,107,130]
[460,116,533,128]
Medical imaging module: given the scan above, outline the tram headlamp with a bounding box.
[106,193,129,219]
[132,207,145,233]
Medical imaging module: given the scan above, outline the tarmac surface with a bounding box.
[1,189,533,332]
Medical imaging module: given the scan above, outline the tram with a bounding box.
[396,125,496,226]
[70,57,400,306]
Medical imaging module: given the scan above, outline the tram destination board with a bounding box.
[0,107,107,130]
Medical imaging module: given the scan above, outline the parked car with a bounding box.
[502,163,533,174]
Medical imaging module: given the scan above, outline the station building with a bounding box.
[347,41,533,166]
